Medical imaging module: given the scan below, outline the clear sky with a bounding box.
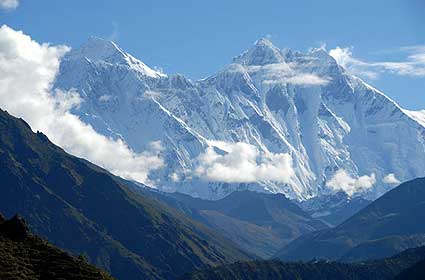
[1,0,424,109]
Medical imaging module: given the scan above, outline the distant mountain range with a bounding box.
[275,177,425,262]
[0,109,250,280]
[0,213,114,280]
[180,245,425,280]
[54,37,425,208]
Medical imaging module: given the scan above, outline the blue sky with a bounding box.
[1,0,424,109]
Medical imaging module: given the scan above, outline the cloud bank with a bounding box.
[326,169,376,196]
[0,0,18,10]
[195,141,294,183]
[329,46,425,79]
[0,25,163,184]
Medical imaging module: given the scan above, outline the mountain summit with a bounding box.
[233,38,286,65]
[54,38,425,205]
[65,36,165,78]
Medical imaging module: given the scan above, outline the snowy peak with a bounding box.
[233,38,285,66]
[255,37,277,48]
[66,36,165,78]
[308,47,337,63]
[54,37,425,203]
[76,36,123,62]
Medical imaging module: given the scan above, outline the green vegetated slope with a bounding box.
[0,213,114,280]
[0,109,250,280]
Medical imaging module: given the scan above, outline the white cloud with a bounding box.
[270,73,330,86]
[0,25,163,184]
[245,62,330,86]
[0,0,18,10]
[329,46,425,79]
[195,141,294,183]
[382,173,401,185]
[326,169,376,196]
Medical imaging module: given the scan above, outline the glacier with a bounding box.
[53,37,425,201]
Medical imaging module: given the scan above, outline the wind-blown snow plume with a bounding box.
[195,141,294,183]
[0,25,163,184]
[326,169,376,196]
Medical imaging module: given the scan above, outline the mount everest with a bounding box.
[53,37,425,201]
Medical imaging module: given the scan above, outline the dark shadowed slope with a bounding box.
[135,188,328,258]
[395,258,425,279]
[180,246,425,280]
[275,177,425,262]
[0,213,114,280]
[0,109,250,280]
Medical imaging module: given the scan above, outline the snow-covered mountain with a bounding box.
[53,37,425,201]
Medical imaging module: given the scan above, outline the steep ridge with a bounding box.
[275,177,425,262]
[136,189,327,258]
[0,213,114,280]
[0,109,250,280]
[180,245,425,280]
[54,37,425,205]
